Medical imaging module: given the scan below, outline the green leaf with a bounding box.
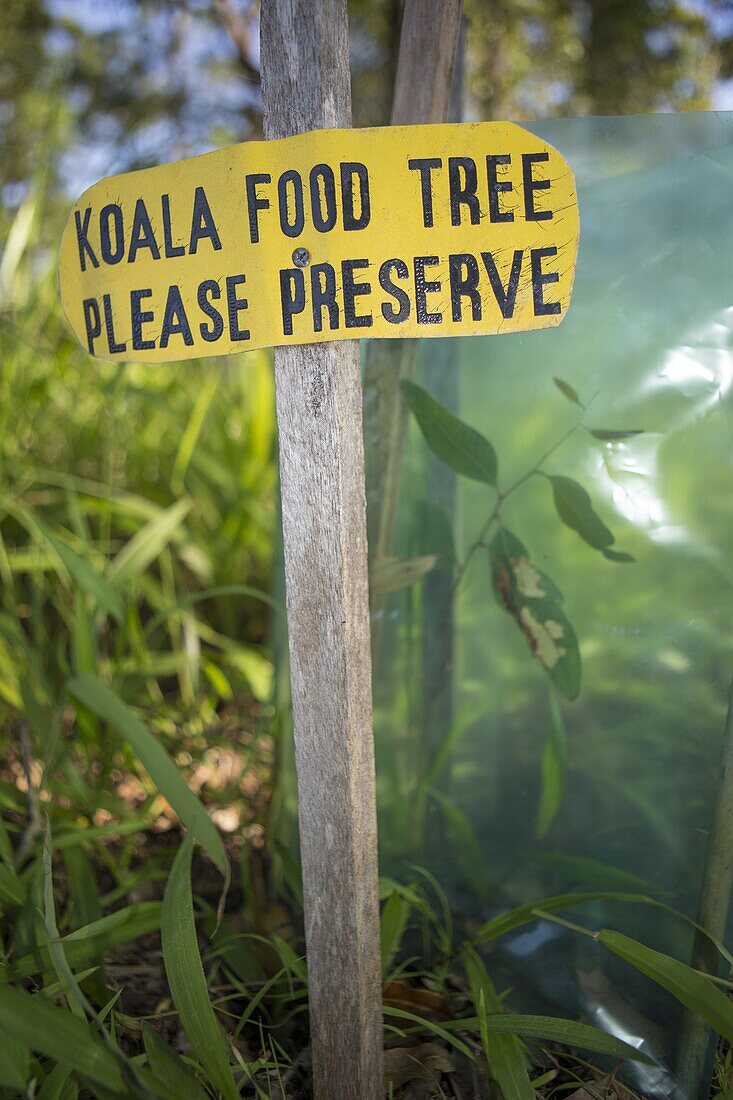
[490,527,580,701]
[602,547,636,564]
[463,946,534,1100]
[428,788,483,863]
[472,891,652,945]
[107,499,192,589]
[0,985,126,1094]
[36,1063,76,1100]
[589,428,644,441]
[529,853,653,893]
[0,1028,29,1090]
[64,846,102,932]
[64,845,105,1003]
[598,930,733,1043]
[536,691,567,839]
[143,1023,209,1100]
[72,589,97,676]
[144,584,281,640]
[401,380,497,485]
[67,674,228,880]
[41,822,87,1019]
[553,377,583,407]
[0,815,15,866]
[43,528,123,622]
[0,502,122,622]
[383,1005,475,1061]
[171,374,218,492]
[453,1013,653,1064]
[161,835,238,1100]
[0,861,25,907]
[549,476,614,551]
[53,818,151,849]
[381,889,410,978]
[8,902,163,981]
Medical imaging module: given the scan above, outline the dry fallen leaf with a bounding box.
[384,980,455,1020]
[384,1042,455,1090]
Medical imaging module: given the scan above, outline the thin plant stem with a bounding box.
[453,413,585,596]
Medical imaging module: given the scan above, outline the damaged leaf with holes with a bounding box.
[490,528,581,701]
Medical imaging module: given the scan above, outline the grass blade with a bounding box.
[143,1022,209,1100]
[41,822,87,1019]
[599,929,733,1043]
[0,861,26,907]
[36,1063,74,1100]
[462,945,534,1100]
[472,891,651,944]
[0,1030,29,1091]
[9,901,163,981]
[161,835,238,1100]
[44,527,123,622]
[381,889,411,979]
[487,1014,653,1062]
[0,985,125,1094]
[107,499,191,589]
[67,674,228,880]
[383,1005,475,1061]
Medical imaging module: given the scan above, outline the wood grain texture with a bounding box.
[390,0,463,126]
[364,0,463,646]
[420,18,465,827]
[260,3,383,1098]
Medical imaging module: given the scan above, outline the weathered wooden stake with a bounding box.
[260,3,384,1098]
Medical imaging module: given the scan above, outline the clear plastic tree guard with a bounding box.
[277,111,733,1099]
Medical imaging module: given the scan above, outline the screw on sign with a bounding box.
[57,1,579,1097]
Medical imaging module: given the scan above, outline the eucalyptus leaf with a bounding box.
[602,547,636,564]
[401,380,497,485]
[552,377,583,407]
[490,528,580,701]
[549,476,614,550]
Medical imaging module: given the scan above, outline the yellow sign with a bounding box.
[58,122,579,362]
